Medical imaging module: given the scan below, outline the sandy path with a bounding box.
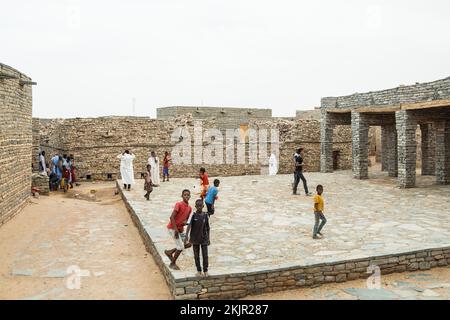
[0,182,171,300]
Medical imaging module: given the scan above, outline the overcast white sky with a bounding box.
[2,0,450,118]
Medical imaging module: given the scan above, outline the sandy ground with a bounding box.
[0,182,170,300]
[244,267,450,300]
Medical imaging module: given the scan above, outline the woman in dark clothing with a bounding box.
[186,199,210,277]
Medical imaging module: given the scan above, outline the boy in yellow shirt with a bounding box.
[313,184,327,239]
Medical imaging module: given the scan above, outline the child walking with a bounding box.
[199,167,209,199]
[186,199,210,277]
[165,189,193,270]
[144,164,153,200]
[313,184,327,239]
[205,179,220,216]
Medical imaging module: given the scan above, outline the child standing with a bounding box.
[163,151,172,182]
[199,167,209,199]
[186,199,210,277]
[205,179,220,216]
[313,184,327,239]
[144,164,153,200]
[165,189,193,270]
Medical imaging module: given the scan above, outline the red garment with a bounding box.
[163,156,171,168]
[167,201,192,232]
[201,173,209,186]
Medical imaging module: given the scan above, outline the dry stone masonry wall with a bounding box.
[0,63,33,225]
[33,112,352,181]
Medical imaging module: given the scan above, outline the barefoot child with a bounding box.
[205,179,220,216]
[313,184,327,239]
[186,199,210,277]
[144,164,153,200]
[165,189,193,270]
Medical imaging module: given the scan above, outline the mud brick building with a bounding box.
[0,63,35,225]
[320,77,450,188]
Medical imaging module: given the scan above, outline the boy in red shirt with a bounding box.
[165,189,193,270]
[199,167,209,199]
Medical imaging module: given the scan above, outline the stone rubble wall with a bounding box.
[0,63,33,225]
[321,76,450,109]
[31,173,49,196]
[33,114,353,181]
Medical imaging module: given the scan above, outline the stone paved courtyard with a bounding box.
[120,169,450,280]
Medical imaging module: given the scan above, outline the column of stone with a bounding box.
[386,125,398,177]
[320,110,334,173]
[396,110,417,188]
[351,111,369,179]
[380,126,389,171]
[435,120,450,184]
[420,123,435,175]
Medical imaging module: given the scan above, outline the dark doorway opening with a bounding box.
[333,150,340,170]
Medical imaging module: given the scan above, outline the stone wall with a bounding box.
[157,106,272,129]
[0,63,33,225]
[33,114,353,181]
[321,77,450,109]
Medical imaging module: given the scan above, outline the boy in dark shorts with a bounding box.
[205,179,220,216]
[186,199,210,277]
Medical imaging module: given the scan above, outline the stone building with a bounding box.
[320,77,450,188]
[33,107,352,181]
[0,63,35,225]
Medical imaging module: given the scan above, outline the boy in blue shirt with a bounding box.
[205,179,220,216]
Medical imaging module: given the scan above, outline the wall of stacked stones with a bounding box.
[33,115,352,180]
[0,64,33,225]
[250,118,352,173]
[171,247,450,299]
[321,77,450,109]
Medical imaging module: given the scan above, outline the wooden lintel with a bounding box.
[326,108,351,114]
[355,105,400,113]
[19,80,37,86]
[401,99,450,110]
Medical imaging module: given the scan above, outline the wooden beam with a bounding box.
[19,80,37,86]
[355,105,400,113]
[401,99,450,110]
[326,108,351,113]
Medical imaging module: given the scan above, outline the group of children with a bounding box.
[47,154,77,192]
[163,168,328,276]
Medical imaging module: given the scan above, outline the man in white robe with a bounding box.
[269,153,278,176]
[148,151,161,186]
[117,150,135,190]
[39,151,47,175]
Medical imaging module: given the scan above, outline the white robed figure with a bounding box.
[117,150,135,189]
[148,151,161,186]
[269,153,278,176]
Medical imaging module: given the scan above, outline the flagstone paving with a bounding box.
[120,170,450,279]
